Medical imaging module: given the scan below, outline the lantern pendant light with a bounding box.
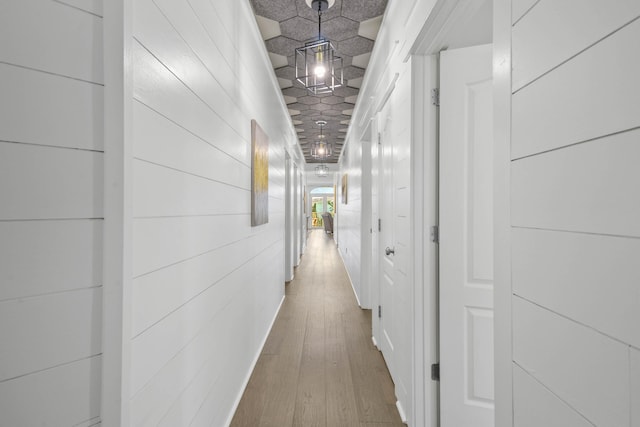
[295,0,344,95]
[315,164,329,177]
[310,120,333,160]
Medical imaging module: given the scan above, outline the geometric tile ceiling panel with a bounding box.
[250,0,388,163]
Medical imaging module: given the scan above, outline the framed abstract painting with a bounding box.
[341,174,348,204]
[251,120,269,226]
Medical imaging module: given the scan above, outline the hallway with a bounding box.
[3,0,638,425]
[231,230,403,426]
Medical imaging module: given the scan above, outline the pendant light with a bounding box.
[315,164,329,177]
[295,0,344,95]
[310,120,333,160]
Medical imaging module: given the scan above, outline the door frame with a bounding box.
[410,54,439,427]
[293,163,301,268]
[492,1,513,425]
[370,60,436,425]
[359,131,373,310]
[409,0,494,425]
[308,187,335,229]
[285,154,294,281]
[370,125,381,346]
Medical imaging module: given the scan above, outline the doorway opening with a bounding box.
[310,187,335,229]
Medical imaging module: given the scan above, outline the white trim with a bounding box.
[370,73,399,128]
[370,116,382,356]
[294,164,302,268]
[372,335,379,349]
[224,295,286,427]
[101,1,133,425]
[409,54,440,427]
[493,0,514,425]
[337,247,363,307]
[285,154,294,281]
[342,32,400,162]
[411,0,488,55]
[396,400,408,424]
[410,55,426,427]
[409,2,496,426]
[359,133,373,310]
[425,54,441,427]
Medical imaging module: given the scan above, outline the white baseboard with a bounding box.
[371,335,379,349]
[396,400,408,425]
[337,247,362,307]
[224,295,285,427]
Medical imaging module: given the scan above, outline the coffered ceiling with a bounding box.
[250,0,388,163]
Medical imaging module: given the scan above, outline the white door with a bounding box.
[439,43,494,427]
[378,68,413,421]
[378,98,396,379]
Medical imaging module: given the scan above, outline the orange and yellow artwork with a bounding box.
[251,120,269,226]
[341,174,348,205]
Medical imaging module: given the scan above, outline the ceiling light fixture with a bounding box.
[295,0,344,95]
[310,120,333,159]
[315,164,329,177]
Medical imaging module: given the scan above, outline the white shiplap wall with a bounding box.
[510,1,640,426]
[336,0,439,313]
[337,141,364,305]
[129,0,292,425]
[0,0,104,425]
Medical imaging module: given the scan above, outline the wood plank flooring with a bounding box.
[231,230,404,427]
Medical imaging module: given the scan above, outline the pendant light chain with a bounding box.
[318,3,322,40]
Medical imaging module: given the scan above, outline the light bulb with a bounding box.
[314,49,326,78]
[319,147,325,154]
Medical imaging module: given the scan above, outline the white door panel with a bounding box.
[439,43,494,427]
[379,98,396,378]
[377,67,413,422]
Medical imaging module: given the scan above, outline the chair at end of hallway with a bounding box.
[321,212,333,234]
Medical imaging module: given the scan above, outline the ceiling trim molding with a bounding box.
[410,0,488,55]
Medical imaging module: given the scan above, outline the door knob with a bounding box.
[385,247,395,255]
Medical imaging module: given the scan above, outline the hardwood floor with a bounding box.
[231,230,404,427]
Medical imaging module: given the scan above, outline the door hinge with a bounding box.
[378,305,382,318]
[430,225,439,243]
[377,132,382,145]
[431,363,440,381]
[431,88,440,106]
[378,218,381,232]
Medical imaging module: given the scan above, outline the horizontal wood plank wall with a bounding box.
[629,348,640,427]
[512,18,640,160]
[512,0,640,91]
[513,366,592,427]
[338,130,363,306]
[511,1,640,426]
[511,0,538,24]
[0,0,104,425]
[632,349,640,427]
[130,0,291,424]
